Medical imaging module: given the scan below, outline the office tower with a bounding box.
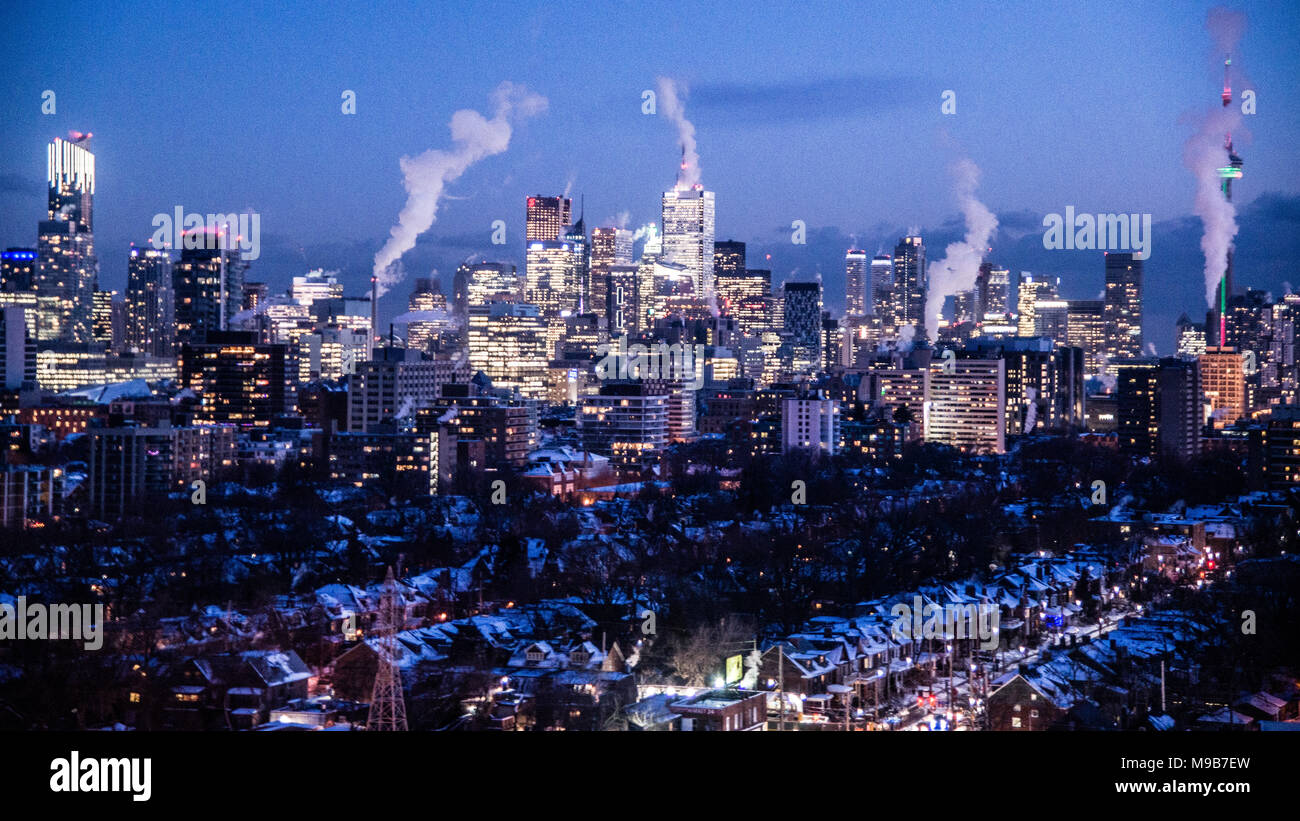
[1199,346,1245,428]
[466,302,548,400]
[1,248,36,293]
[578,383,668,469]
[1033,299,1069,342]
[661,187,716,303]
[91,289,117,347]
[1223,289,1281,411]
[295,325,369,383]
[292,269,344,306]
[891,236,926,335]
[716,268,770,338]
[180,331,288,427]
[592,227,634,268]
[821,314,845,371]
[404,277,444,354]
[1065,300,1105,375]
[605,264,642,337]
[845,249,869,318]
[926,356,1006,453]
[1103,252,1142,366]
[525,240,577,314]
[1016,274,1058,337]
[458,261,519,312]
[1117,358,1201,460]
[47,136,95,229]
[782,395,840,454]
[1,306,37,390]
[968,336,1085,434]
[526,195,571,243]
[173,236,247,346]
[35,138,98,344]
[591,228,633,322]
[563,216,590,313]
[869,254,894,320]
[783,281,822,365]
[979,264,1012,317]
[714,240,746,280]
[1176,314,1207,359]
[242,281,268,313]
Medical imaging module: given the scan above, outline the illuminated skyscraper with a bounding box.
[1017,274,1058,337]
[172,234,247,346]
[525,241,577,314]
[661,187,715,303]
[36,137,99,344]
[845,249,868,318]
[713,240,746,280]
[891,237,925,336]
[925,357,1006,453]
[526,195,571,243]
[1103,252,1143,368]
[1066,299,1106,374]
[1199,346,1245,428]
[467,302,548,400]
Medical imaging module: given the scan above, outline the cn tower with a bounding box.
[1213,55,1243,347]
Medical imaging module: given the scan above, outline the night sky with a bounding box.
[1,0,1298,352]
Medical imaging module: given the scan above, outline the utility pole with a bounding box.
[778,644,786,732]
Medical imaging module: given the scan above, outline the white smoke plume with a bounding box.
[656,77,700,189]
[1184,7,1248,308]
[372,81,548,297]
[1024,386,1038,432]
[896,324,917,353]
[924,158,998,341]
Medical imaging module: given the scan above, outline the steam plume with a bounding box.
[1184,7,1248,308]
[372,82,547,297]
[924,158,998,341]
[656,77,700,189]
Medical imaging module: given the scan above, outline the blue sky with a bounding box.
[1,0,1297,352]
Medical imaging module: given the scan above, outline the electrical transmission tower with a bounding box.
[366,566,408,731]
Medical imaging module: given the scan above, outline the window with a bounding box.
[1030,709,1039,718]
[1011,717,1022,728]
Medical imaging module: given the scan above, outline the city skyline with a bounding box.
[2,1,1299,354]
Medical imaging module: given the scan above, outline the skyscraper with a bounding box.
[591,227,634,268]
[524,240,577,314]
[36,137,98,344]
[1199,346,1245,428]
[1017,274,1058,337]
[126,245,174,358]
[891,236,925,336]
[783,281,822,366]
[1066,299,1106,375]
[1103,252,1143,368]
[172,235,247,346]
[714,240,746,280]
[525,195,571,243]
[845,249,869,318]
[661,187,716,303]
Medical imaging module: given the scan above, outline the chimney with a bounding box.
[370,275,379,358]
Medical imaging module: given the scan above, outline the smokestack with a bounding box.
[371,275,378,357]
